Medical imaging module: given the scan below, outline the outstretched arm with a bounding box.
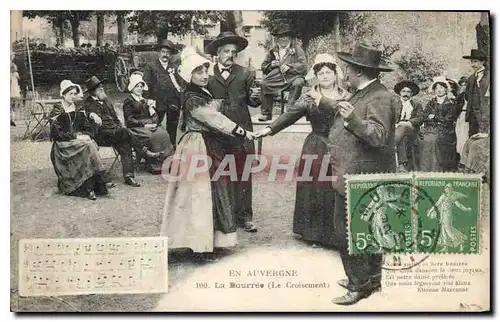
[454,200,472,212]
[187,97,249,139]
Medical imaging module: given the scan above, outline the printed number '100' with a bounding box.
[355,233,372,250]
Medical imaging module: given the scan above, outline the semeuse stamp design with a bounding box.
[346,174,414,255]
[415,173,482,254]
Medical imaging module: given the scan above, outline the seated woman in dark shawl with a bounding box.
[254,54,349,248]
[415,76,462,172]
[122,74,174,174]
[49,80,108,200]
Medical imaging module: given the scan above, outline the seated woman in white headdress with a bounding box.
[48,80,108,200]
[123,74,174,174]
[160,47,253,261]
[254,53,349,248]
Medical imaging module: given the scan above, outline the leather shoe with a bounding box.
[332,290,371,306]
[106,182,117,189]
[125,177,141,187]
[258,114,272,122]
[87,190,97,200]
[337,279,349,290]
[243,222,258,232]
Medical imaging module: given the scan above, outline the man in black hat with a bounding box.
[205,31,262,233]
[306,40,398,305]
[143,39,186,145]
[462,49,489,137]
[83,76,152,187]
[393,80,424,172]
[258,24,307,121]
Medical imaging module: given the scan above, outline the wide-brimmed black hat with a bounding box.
[84,76,106,93]
[394,80,420,96]
[156,39,179,53]
[462,49,486,60]
[337,40,393,72]
[205,31,249,56]
[271,23,293,37]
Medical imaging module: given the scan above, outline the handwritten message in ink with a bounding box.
[18,237,168,297]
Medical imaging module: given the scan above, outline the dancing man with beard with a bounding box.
[306,41,398,305]
[205,32,262,232]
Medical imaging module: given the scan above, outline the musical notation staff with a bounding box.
[19,237,168,297]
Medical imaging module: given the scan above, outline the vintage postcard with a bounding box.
[10,10,491,312]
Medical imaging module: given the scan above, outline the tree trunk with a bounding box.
[96,12,105,46]
[116,11,125,45]
[332,13,340,53]
[476,12,489,63]
[301,35,310,53]
[70,14,80,47]
[55,18,65,46]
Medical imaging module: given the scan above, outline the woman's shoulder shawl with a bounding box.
[48,102,65,120]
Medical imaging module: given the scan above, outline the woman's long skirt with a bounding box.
[416,128,458,172]
[160,131,237,253]
[292,132,337,246]
[50,137,106,195]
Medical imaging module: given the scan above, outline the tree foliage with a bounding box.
[23,11,94,47]
[126,11,223,39]
[260,11,351,51]
[393,46,446,90]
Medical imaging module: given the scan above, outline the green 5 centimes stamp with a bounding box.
[346,174,414,255]
[415,173,482,254]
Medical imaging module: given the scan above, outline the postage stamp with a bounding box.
[346,174,414,255]
[415,173,482,254]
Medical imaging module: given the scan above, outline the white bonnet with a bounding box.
[177,46,213,83]
[128,73,149,92]
[59,80,81,97]
[305,53,344,81]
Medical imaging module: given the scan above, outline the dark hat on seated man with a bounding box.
[394,80,420,96]
[336,40,393,72]
[84,76,106,93]
[205,31,249,56]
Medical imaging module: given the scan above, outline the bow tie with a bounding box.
[220,67,231,73]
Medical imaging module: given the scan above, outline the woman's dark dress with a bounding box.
[268,92,346,246]
[48,103,107,196]
[415,96,461,171]
[123,95,174,171]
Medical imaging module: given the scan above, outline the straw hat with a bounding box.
[59,80,81,97]
[430,76,451,92]
[127,73,148,92]
[305,53,344,81]
[177,46,213,83]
